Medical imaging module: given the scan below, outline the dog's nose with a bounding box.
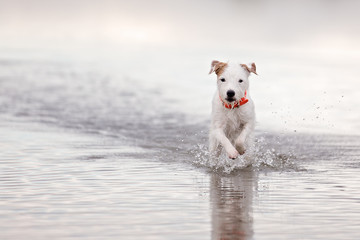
[226,90,235,98]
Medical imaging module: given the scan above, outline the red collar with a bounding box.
[219,90,249,109]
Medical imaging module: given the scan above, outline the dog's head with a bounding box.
[209,60,257,103]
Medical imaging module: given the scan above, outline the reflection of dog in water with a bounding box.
[210,173,254,240]
[209,60,257,159]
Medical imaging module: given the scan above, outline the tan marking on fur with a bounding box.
[250,63,257,75]
[214,62,228,75]
[240,64,250,72]
[209,60,219,74]
[241,63,257,75]
[209,60,228,75]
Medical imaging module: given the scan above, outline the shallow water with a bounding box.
[1,60,360,240]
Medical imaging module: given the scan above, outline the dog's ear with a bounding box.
[240,63,257,75]
[209,60,227,75]
[209,60,220,74]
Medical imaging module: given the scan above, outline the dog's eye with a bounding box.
[239,79,243,83]
[220,78,226,82]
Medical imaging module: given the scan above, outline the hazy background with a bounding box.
[1,0,359,135]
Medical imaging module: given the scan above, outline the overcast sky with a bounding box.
[1,0,359,57]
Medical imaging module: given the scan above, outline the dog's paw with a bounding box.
[235,141,246,155]
[238,148,246,155]
[227,149,239,159]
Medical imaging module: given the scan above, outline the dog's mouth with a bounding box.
[225,97,236,102]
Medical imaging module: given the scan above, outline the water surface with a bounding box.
[0,59,359,240]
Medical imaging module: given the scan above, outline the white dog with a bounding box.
[209,60,257,159]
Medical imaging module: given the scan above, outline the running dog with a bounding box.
[209,60,257,159]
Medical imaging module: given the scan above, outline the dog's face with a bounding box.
[209,60,257,103]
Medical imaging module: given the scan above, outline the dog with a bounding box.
[208,60,257,159]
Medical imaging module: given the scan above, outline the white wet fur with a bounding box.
[209,60,256,159]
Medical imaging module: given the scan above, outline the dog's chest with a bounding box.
[222,110,246,137]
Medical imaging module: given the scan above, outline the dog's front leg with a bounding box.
[209,137,222,158]
[235,122,254,155]
[211,128,239,159]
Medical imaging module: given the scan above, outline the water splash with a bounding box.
[190,136,299,174]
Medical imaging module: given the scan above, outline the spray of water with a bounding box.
[190,136,299,174]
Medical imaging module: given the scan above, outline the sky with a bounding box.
[1,0,359,57]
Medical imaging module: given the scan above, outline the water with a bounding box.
[0,58,359,240]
